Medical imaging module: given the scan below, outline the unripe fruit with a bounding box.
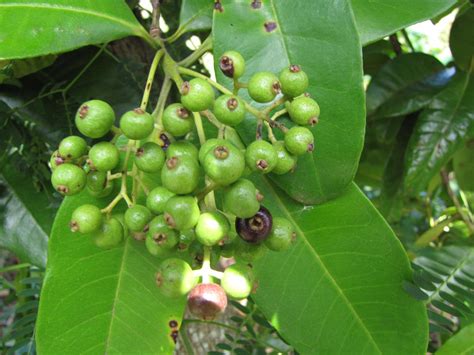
[161,156,200,194]
[223,179,262,218]
[124,204,152,232]
[50,150,65,170]
[287,96,320,126]
[272,141,297,175]
[86,170,113,197]
[51,163,86,196]
[187,283,227,320]
[177,229,196,251]
[75,100,115,139]
[234,238,267,262]
[279,65,309,97]
[162,103,193,137]
[93,217,124,249]
[198,138,225,165]
[219,51,245,79]
[164,196,200,230]
[248,72,280,103]
[181,78,215,112]
[146,186,175,215]
[156,258,197,297]
[245,140,278,173]
[221,263,254,299]
[135,142,165,173]
[195,211,230,246]
[166,141,199,161]
[265,217,297,251]
[88,142,120,172]
[146,215,179,255]
[70,204,103,234]
[120,108,154,140]
[213,95,246,126]
[58,136,88,160]
[236,206,272,244]
[203,142,245,186]
[284,126,314,155]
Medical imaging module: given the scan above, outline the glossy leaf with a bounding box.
[436,323,474,355]
[0,0,153,60]
[404,69,474,194]
[0,55,56,83]
[351,0,457,45]
[252,181,428,354]
[179,0,213,33]
[450,7,474,72]
[36,191,186,354]
[213,0,365,204]
[366,53,450,119]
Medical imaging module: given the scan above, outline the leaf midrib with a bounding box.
[262,177,383,354]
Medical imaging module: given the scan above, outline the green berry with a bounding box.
[265,217,296,251]
[180,78,215,112]
[88,142,120,172]
[162,103,194,137]
[248,72,280,103]
[164,196,200,230]
[203,142,245,186]
[177,229,196,251]
[51,163,86,196]
[161,156,200,194]
[86,170,111,196]
[58,136,88,160]
[124,205,152,232]
[166,141,199,162]
[287,96,320,126]
[213,95,246,126]
[75,100,115,138]
[156,258,197,297]
[147,215,179,253]
[221,263,254,299]
[198,138,225,165]
[50,150,64,171]
[223,179,262,218]
[146,186,175,215]
[70,204,103,234]
[234,238,267,262]
[135,142,165,173]
[279,65,309,97]
[119,108,154,140]
[94,217,124,249]
[245,140,278,173]
[195,211,230,246]
[284,126,314,155]
[272,141,297,175]
[219,51,245,79]
[219,233,238,258]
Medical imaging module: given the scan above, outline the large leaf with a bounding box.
[351,0,458,45]
[0,0,152,60]
[252,181,428,354]
[450,7,474,72]
[36,191,186,354]
[213,0,365,204]
[0,166,55,268]
[403,68,474,194]
[436,323,474,354]
[366,53,451,119]
[179,0,213,33]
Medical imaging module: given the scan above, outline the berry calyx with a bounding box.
[236,206,273,244]
[162,103,193,137]
[279,65,309,97]
[51,163,86,196]
[70,204,103,234]
[265,217,297,251]
[203,142,245,186]
[135,142,165,173]
[88,142,120,172]
[284,126,314,155]
[187,283,227,320]
[58,136,88,160]
[219,51,245,79]
[180,78,215,112]
[163,196,200,230]
[124,204,152,232]
[245,140,278,173]
[146,186,175,215]
[248,72,280,103]
[156,258,197,297]
[195,211,230,246]
[161,156,200,194]
[213,94,246,126]
[272,141,297,175]
[50,150,65,170]
[221,263,254,300]
[119,108,154,140]
[75,100,115,139]
[93,217,124,249]
[198,138,225,165]
[223,179,262,218]
[287,96,320,126]
[146,215,179,256]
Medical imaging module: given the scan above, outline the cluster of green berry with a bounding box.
[49,50,319,320]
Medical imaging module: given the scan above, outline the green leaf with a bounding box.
[450,7,474,72]
[403,69,474,194]
[179,0,213,33]
[0,55,56,83]
[351,0,458,45]
[36,191,186,354]
[252,181,428,354]
[213,1,365,204]
[437,323,474,355]
[0,166,55,268]
[0,0,153,60]
[366,53,449,119]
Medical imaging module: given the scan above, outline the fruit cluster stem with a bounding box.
[140,50,164,111]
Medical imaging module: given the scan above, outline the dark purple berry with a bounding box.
[235,206,273,243]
